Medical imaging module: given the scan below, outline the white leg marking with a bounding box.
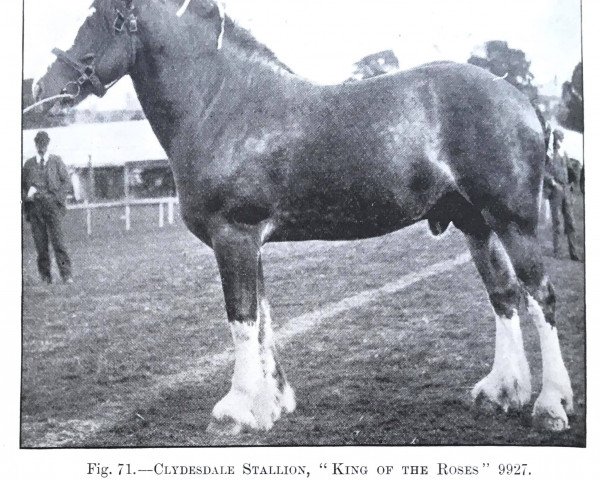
[527,294,573,431]
[258,299,296,417]
[210,299,296,434]
[472,311,532,411]
[210,322,262,433]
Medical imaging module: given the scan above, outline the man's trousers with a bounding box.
[548,184,579,260]
[28,197,72,282]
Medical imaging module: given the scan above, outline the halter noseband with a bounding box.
[51,1,138,99]
[51,48,108,97]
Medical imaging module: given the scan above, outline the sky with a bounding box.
[23,0,582,110]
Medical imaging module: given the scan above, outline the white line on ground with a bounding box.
[276,252,471,344]
[28,252,471,446]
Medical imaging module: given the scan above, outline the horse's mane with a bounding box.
[167,0,294,73]
[221,16,294,74]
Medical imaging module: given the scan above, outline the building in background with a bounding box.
[22,120,174,203]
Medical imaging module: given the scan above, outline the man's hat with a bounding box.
[553,129,565,141]
[34,131,50,144]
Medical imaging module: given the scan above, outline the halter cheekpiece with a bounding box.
[114,1,138,34]
[51,0,138,98]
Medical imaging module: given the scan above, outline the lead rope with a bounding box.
[22,93,76,114]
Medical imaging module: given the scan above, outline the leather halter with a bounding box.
[51,48,109,97]
[51,1,138,99]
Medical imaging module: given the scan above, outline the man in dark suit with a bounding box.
[544,128,581,262]
[22,131,73,283]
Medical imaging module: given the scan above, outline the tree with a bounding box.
[348,50,400,81]
[559,62,583,133]
[468,41,538,101]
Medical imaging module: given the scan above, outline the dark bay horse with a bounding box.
[34,0,573,434]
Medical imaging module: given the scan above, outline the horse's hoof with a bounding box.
[532,411,570,432]
[473,392,505,413]
[532,391,572,432]
[472,374,530,413]
[206,417,244,436]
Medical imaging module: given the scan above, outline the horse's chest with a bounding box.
[174,157,279,237]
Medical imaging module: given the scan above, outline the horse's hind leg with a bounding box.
[497,224,573,431]
[454,208,532,412]
[207,228,295,435]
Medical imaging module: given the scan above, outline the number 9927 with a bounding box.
[498,463,529,475]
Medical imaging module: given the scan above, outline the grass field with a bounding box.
[21,194,585,447]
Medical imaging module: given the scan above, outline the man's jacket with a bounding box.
[22,154,72,212]
[544,147,570,192]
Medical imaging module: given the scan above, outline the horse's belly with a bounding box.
[272,193,419,241]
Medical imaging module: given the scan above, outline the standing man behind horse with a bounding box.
[22,131,73,283]
[545,128,581,261]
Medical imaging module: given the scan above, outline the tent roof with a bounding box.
[22,120,167,168]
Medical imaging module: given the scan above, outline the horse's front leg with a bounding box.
[207,227,295,435]
[256,258,296,419]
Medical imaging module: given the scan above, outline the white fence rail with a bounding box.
[67,197,179,236]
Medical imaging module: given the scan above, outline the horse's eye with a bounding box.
[81,53,95,64]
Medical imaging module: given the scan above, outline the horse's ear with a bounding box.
[176,0,225,49]
[198,1,220,18]
[191,1,225,49]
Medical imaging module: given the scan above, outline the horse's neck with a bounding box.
[129,32,303,157]
[130,54,222,153]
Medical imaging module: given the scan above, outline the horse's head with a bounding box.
[33,0,226,113]
[34,0,141,112]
